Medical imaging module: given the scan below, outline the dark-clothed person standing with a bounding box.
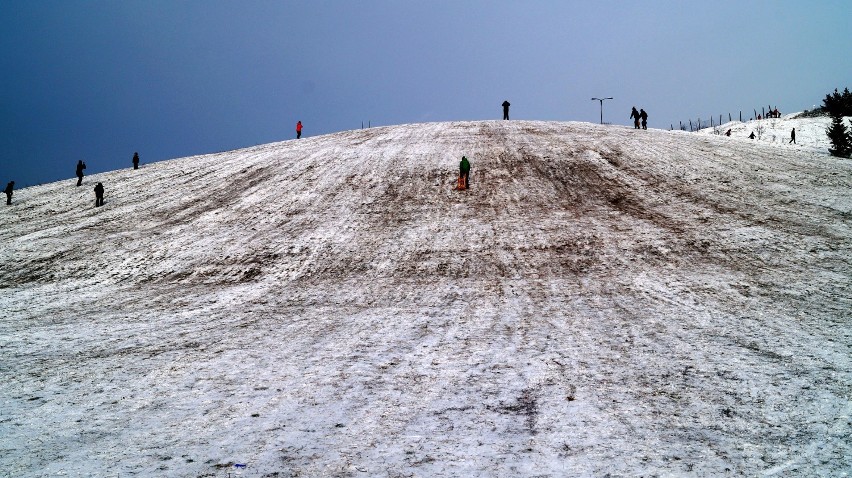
[4,181,13,205]
[640,109,648,130]
[94,182,104,207]
[132,152,140,169]
[789,128,796,144]
[630,107,640,129]
[460,155,471,189]
[502,101,510,120]
[76,160,86,186]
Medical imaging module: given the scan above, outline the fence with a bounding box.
[671,106,782,132]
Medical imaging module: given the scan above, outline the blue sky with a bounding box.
[2,0,850,187]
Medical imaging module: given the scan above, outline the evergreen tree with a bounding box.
[844,87,852,116]
[827,114,852,158]
[823,87,852,116]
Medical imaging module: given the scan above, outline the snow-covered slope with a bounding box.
[1,120,850,477]
[697,113,850,155]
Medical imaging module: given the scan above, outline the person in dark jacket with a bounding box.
[630,107,640,129]
[748,131,755,139]
[459,155,471,189]
[132,152,140,169]
[296,121,303,139]
[94,182,104,207]
[640,109,648,130]
[4,181,13,205]
[76,160,86,186]
[789,128,796,144]
[502,101,510,120]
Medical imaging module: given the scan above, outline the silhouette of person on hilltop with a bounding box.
[4,181,13,205]
[132,152,140,170]
[296,121,303,139]
[640,109,648,130]
[502,101,510,120]
[630,107,640,129]
[76,160,86,186]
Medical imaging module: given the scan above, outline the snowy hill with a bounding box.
[696,112,850,154]
[1,120,850,477]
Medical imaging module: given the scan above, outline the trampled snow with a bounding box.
[1,118,850,477]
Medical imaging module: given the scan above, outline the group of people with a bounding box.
[75,160,105,206]
[630,107,649,129]
[76,159,112,207]
[756,109,781,120]
[734,128,795,144]
[4,153,140,207]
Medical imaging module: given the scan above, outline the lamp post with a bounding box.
[591,97,613,125]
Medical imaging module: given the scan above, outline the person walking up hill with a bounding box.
[76,160,86,186]
[4,181,13,205]
[789,128,796,144]
[296,121,303,139]
[93,182,105,207]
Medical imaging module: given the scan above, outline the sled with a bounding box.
[454,175,467,191]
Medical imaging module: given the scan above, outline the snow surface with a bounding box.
[1,119,850,477]
[697,113,851,155]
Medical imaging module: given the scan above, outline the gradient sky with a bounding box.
[2,0,850,187]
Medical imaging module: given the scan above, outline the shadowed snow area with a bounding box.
[1,120,850,476]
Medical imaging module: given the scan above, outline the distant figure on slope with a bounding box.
[459,155,471,190]
[630,107,640,129]
[789,128,796,144]
[640,108,648,130]
[296,121,303,139]
[748,131,755,139]
[132,152,140,170]
[75,160,86,186]
[502,100,510,120]
[4,181,13,205]
[94,182,105,207]
[725,129,732,137]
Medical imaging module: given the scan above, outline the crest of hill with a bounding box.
[2,119,848,293]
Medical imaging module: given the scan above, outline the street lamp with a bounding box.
[591,97,613,125]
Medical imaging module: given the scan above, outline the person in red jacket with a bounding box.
[296,121,303,139]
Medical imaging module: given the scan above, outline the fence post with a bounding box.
[739,111,742,122]
[689,120,693,131]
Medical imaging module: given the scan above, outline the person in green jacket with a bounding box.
[459,155,471,189]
